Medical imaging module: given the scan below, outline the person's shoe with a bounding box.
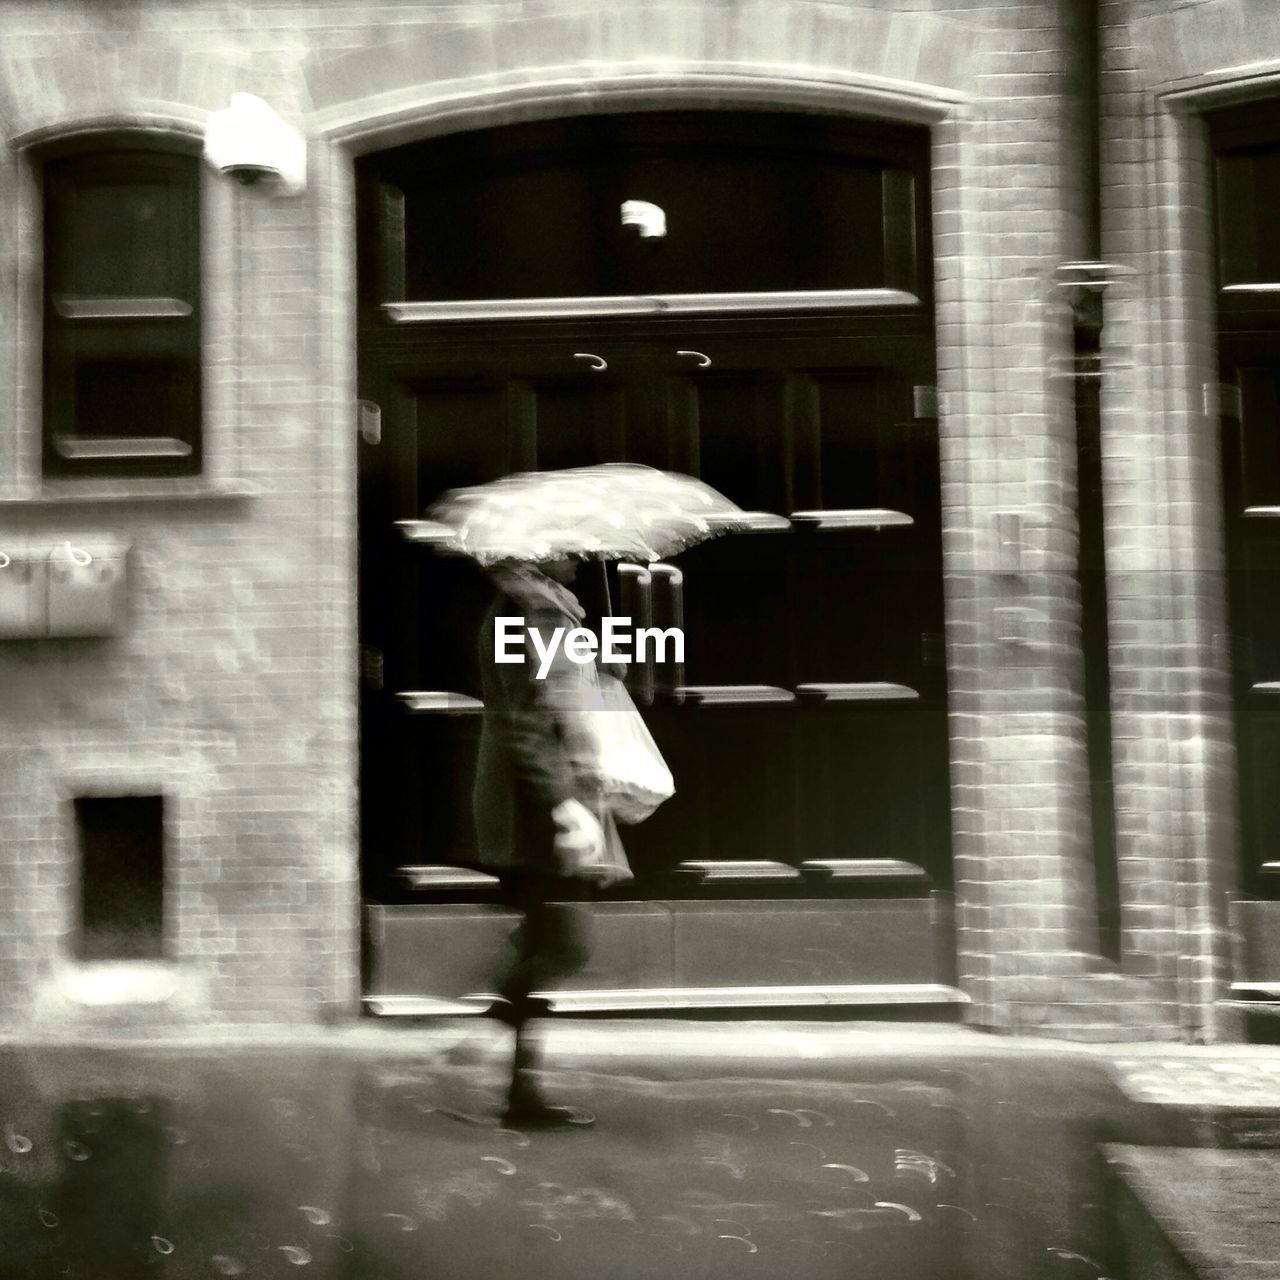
[502,1096,595,1130]
[485,996,519,1028]
[502,1075,594,1129]
[489,994,553,1027]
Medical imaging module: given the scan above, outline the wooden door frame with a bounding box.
[352,107,953,957]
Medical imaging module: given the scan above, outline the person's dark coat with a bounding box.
[473,568,623,876]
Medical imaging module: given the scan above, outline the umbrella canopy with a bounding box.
[401,463,787,564]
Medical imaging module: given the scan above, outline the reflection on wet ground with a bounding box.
[0,1030,1133,1279]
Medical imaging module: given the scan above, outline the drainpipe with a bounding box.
[1057,0,1123,963]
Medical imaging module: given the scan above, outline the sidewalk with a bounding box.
[1105,1145,1280,1280]
[0,1019,1277,1278]
[1103,1051,1280,1279]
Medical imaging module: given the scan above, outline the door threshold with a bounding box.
[364,983,968,1018]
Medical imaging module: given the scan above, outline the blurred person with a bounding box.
[472,557,623,1129]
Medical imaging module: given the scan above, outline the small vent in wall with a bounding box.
[74,795,165,962]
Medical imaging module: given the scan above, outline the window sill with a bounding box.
[54,960,185,1007]
[0,479,263,507]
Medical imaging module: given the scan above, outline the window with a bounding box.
[42,142,201,477]
[367,112,927,311]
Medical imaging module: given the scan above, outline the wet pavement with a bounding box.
[0,1022,1268,1279]
[1105,1145,1280,1280]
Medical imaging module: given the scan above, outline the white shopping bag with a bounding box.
[572,671,675,826]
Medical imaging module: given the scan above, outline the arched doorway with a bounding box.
[356,108,956,1011]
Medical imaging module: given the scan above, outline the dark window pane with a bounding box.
[1215,145,1280,287]
[389,112,927,301]
[1217,153,1259,287]
[413,159,610,299]
[73,357,191,440]
[609,148,890,294]
[60,177,189,297]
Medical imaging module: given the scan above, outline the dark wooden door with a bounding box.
[1220,337,1280,895]
[356,109,949,904]
[1211,101,1280,902]
[358,315,948,896]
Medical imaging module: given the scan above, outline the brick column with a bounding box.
[940,1,1108,1031]
[1098,0,1247,1041]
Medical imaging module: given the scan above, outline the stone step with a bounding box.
[366,894,955,1005]
[364,982,969,1018]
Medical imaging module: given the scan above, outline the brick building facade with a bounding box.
[0,0,1273,1041]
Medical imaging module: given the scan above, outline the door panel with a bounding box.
[1238,366,1280,507]
[526,377,629,470]
[796,533,931,687]
[797,703,948,865]
[698,709,800,864]
[1239,538,1280,681]
[814,373,900,510]
[689,374,789,514]
[678,534,797,687]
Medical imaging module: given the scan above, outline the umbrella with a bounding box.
[399,463,787,564]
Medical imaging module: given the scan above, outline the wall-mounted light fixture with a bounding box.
[621,200,666,238]
[203,93,306,196]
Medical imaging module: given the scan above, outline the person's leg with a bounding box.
[498,874,595,1124]
[503,890,592,999]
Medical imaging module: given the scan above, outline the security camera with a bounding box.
[224,164,272,187]
[204,93,306,195]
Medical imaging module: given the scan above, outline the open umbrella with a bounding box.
[398,463,787,564]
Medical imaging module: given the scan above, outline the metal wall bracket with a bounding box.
[994,511,1024,574]
[912,385,938,419]
[358,400,382,445]
[1204,382,1242,419]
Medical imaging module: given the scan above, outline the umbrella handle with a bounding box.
[572,352,608,371]
[648,563,685,702]
[616,563,654,706]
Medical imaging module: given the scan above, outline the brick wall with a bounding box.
[0,1,362,1027]
[0,0,1255,1036]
